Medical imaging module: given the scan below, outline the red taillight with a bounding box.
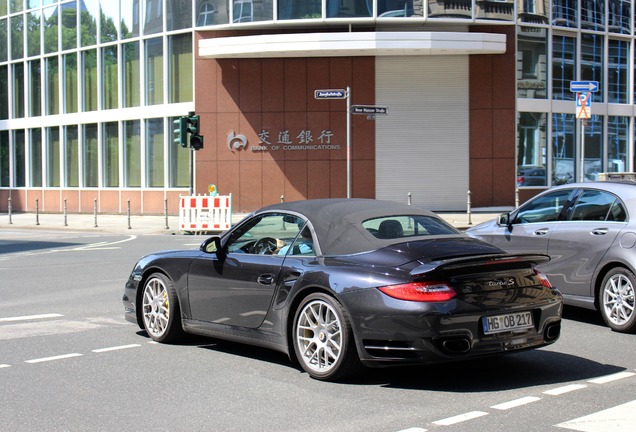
[378,281,457,302]
[535,269,553,288]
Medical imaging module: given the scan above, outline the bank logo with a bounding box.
[227,130,248,152]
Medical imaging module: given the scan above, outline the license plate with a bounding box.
[483,311,533,334]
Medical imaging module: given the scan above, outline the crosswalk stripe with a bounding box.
[556,400,636,432]
[588,371,635,384]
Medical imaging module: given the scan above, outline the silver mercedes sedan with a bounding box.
[467,181,636,333]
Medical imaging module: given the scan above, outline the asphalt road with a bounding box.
[0,230,634,432]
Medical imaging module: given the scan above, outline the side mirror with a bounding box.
[200,236,225,258]
[497,213,511,227]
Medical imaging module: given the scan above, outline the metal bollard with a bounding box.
[407,192,412,206]
[93,198,98,228]
[63,199,68,226]
[36,199,40,226]
[164,198,170,230]
[8,197,12,224]
[127,199,132,230]
[280,195,285,203]
[466,190,472,225]
[515,187,519,208]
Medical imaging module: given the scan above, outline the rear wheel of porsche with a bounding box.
[600,268,636,334]
[141,273,184,342]
[293,293,362,381]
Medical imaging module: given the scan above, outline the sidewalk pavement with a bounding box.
[0,209,508,235]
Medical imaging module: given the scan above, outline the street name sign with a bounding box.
[314,89,347,99]
[570,81,599,93]
[351,105,388,115]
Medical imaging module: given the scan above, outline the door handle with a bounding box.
[257,274,275,285]
[591,228,608,235]
[534,228,549,236]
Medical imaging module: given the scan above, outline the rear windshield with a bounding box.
[362,215,459,239]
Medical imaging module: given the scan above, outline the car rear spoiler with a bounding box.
[409,253,550,278]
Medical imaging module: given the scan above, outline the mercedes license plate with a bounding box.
[483,311,533,334]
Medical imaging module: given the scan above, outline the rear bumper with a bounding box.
[340,287,563,367]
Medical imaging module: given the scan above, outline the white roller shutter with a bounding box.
[375,56,469,211]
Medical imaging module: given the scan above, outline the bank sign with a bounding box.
[228,129,341,153]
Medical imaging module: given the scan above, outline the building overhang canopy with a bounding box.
[198,31,506,58]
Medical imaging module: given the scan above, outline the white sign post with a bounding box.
[570,81,598,182]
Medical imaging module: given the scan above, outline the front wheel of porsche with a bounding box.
[141,273,183,342]
[599,268,636,334]
[293,293,362,381]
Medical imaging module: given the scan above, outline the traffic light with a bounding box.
[187,113,204,151]
[173,116,187,148]
[190,133,204,150]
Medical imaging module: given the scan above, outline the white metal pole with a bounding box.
[346,86,351,198]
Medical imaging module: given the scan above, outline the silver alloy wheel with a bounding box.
[295,299,342,373]
[142,276,170,338]
[602,273,635,327]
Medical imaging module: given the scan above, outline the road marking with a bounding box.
[397,428,427,432]
[588,371,635,384]
[433,411,488,426]
[491,396,541,410]
[0,364,11,368]
[555,400,636,431]
[25,353,83,364]
[543,384,588,395]
[92,344,141,353]
[0,313,63,323]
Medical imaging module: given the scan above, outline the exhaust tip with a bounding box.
[441,338,472,354]
[544,322,561,341]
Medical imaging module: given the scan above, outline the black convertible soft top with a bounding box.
[258,198,463,256]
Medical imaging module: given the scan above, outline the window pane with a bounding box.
[30,128,43,187]
[123,41,140,107]
[428,0,472,19]
[0,19,7,62]
[13,63,25,118]
[121,0,139,38]
[0,131,8,187]
[581,0,604,31]
[0,2,6,15]
[83,49,98,111]
[517,112,548,187]
[47,127,60,187]
[13,129,26,187]
[124,120,141,187]
[45,56,59,115]
[28,0,42,9]
[65,125,79,187]
[582,115,603,181]
[145,37,163,105]
[517,27,547,99]
[169,33,192,103]
[167,0,193,29]
[10,15,24,60]
[27,10,41,57]
[278,0,320,19]
[197,0,228,25]
[518,0,549,24]
[581,33,603,102]
[609,0,631,34]
[64,53,78,113]
[552,35,576,101]
[103,46,119,109]
[146,118,164,187]
[476,0,513,20]
[81,0,98,47]
[552,0,578,27]
[10,0,24,13]
[83,123,98,187]
[0,66,7,120]
[552,113,575,184]
[100,0,119,42]
[170,117,189,187]
[144,0,163,34]
[328,0,371,18]
[29,60,41,117]
[43,5,58,54]
[104,122,119,187]
[61,1,77,51]
[608,39,629,104]
[608,116,628,173]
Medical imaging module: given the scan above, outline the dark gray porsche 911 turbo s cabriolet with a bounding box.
[123,198,562,381]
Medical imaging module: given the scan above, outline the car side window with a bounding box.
[513,189,573,224]
[569,190,620,221]
[226,214,304,255]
